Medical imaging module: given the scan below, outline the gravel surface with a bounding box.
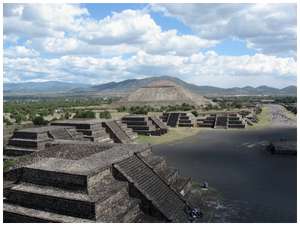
[266,104,296,127]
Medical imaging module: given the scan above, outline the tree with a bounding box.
[3,116,12,125]
[191,110,199,117]
[99,111,112,119]
[32,116,48,125]
[74,110,96,119]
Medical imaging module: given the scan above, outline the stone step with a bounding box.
[113,155,189,222]
[178,123,193,127]
[96,192,140,222]
[156,167,178,185]
[141,155,167,171]
[3,203,93,223]
[103,121,132,144]
[4,146,39,156]
[21,158,111,191]
[6,183,95,219]
[8,138,50,149]
[119,200,141,223]
[6,180,127,220]
[170,176,192,196]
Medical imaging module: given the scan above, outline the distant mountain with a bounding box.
[4,76,297,96]
[4,81,90,94]
[89,76,296,96]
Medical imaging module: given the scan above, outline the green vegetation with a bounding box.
[99,111,112,119]
[118,103,196,115]
[74,110,96,119]
[4,97,116,124]
[136,127,202,145]
[32,116,48,125]
[191,110,199,117]
[250,107,271,129]
[273,96,296,104]
[4,159,16,171]
[3,116,12,125]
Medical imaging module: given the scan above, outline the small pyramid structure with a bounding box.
[119,80,211,107]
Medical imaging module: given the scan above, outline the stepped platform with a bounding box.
[51,119,113,143]
[4,126,82,157]
[4,142,196,223]
[122,116,165,136]
[162,112,195,127]
[115,120,138,140]
[197,113,246,129]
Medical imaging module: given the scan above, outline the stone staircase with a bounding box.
[48,128,73,140]
[113,154,190,222]
[166,113,180,127]
[149,116,168,134]
[4,158,141,223]
[103,121,132,144]
[122,116,161,136]
[51,120,113,143]
[178,113,194,127]
[115,120,138,140]
[214,116,228,129]
[197,114,216,128]
[139,153,192,196]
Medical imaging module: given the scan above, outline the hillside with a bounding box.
[4,81,90,94]
[4,76,297,96]
[119,80,212,107]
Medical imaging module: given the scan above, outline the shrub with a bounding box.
[191,110,199,117]
[74,110,96,119]
[117,106,127,112]
[32,116,48,125]
[3,117,12,125]
[99,111,112,119]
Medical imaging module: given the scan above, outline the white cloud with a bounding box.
[4,50,296,87]
[4,5,215,57]
[3,3,297,88]
[152,3,297,58]
[4,46,40,58]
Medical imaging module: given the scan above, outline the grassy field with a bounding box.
[249,106,271,129]
[136,127,202,145]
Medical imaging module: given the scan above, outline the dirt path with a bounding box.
[266,104,296,127]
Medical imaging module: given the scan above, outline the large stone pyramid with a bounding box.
[119,80,211,107]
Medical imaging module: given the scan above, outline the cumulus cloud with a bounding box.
[4,46,40,58]
[152,3,297,58]
[4,50,296,87]
[3,3,297,87]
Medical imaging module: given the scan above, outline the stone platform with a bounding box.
[4,126,84,157]
[51,119,113,143]
[161,112,195,127]
[122,115,167,136]
[197,113,246,129]
[4,142,195,223]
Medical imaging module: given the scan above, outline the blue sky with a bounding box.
[3,3,297,88]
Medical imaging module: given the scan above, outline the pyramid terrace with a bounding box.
[4,142,196,223]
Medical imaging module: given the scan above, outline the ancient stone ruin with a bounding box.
[4,126,84,158]
[197,113,247,129]
[160,112,195,127]
[4,142,194,223]
[51,119,113,143]
[121,115,168,136]
[4,119,138,159]
[118,80,212,107]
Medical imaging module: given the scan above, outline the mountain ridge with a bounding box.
[4,76,297,96]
